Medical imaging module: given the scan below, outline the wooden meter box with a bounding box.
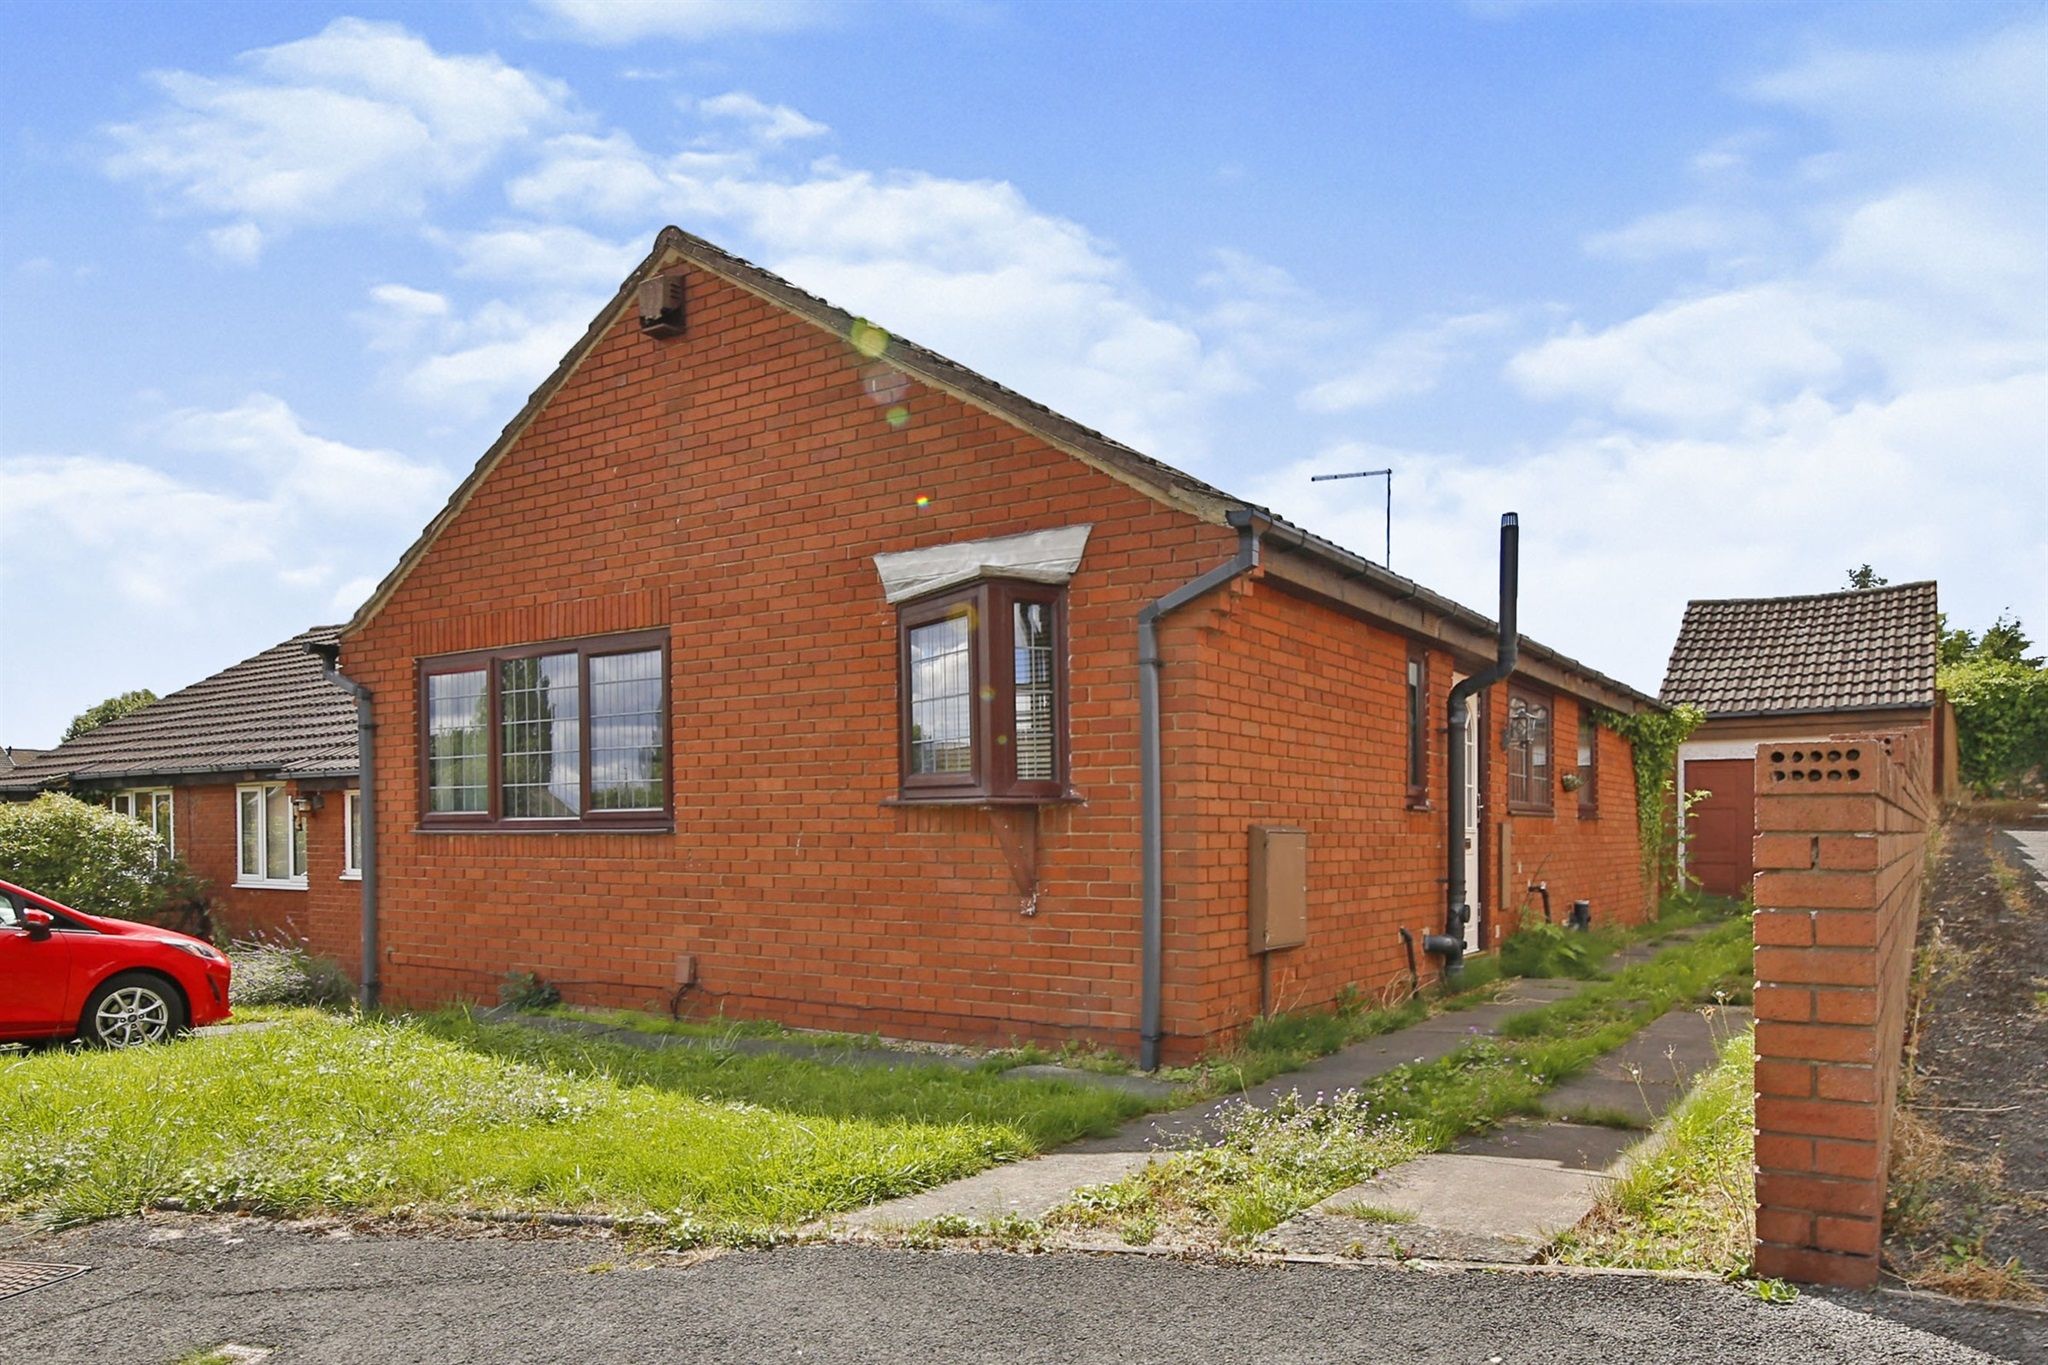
[1248,825,1307,952]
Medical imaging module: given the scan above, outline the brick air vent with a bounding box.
[637,274,686,338]
[1767,746,1862,785]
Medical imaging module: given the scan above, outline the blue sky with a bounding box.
[3,0,2043,746]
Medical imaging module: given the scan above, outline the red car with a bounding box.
[0,878,232,1047]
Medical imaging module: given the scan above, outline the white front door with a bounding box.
[1456,682,1483,953]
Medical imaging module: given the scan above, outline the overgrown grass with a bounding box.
[416,1010,1145,1148]
[0,1012,1141,1242]
[1053,1090,1421,1246]
[1048,922,1753,1246]
[541,1004,885,1051]
[1551,1029,1757,1274]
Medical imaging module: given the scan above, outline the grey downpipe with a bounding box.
[311,643,379,1011]
[1429,513,1520,977]
[1138,508,1260,1071]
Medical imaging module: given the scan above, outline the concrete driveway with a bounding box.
[1,1216,2014,1364]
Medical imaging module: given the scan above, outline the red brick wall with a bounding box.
[1751,730,1933,1287]
[337,258,1234,1050]
[1167,579,1645,1045]
[156,782,353,946]
[1493,691,1646,939]
[330,255,1646,1058]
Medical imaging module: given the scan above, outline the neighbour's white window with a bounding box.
[111,788,175,859]
[342,790,362,880]
[236,783,307,888]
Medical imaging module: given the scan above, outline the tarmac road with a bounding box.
[1,1216,2021,1365]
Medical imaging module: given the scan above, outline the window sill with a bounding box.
[414,822,675,835]
[340,871,362,881]
[1507,803,1556,819]
[234,878,309,892]
[1406,797,1434,813]
[883,790,1086,809]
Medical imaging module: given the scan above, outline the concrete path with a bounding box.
[1261,1005,1751,1262]
[0,1217,2005,1365]
[836,978,1582,1230]
[2003,824,2048,892]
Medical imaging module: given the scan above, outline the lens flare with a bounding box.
[850,320,889,358]
[915,494,932,509]
[886,405,910,428]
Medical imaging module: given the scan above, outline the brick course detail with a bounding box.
[329,249,1648,1061]
[1750,731,1932,1288]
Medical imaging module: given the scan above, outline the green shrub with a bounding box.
[1941,658,2048,796]
[0,792,210,931]
[1499,923,1601,979]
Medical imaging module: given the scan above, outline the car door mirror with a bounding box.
[21,907,54,940]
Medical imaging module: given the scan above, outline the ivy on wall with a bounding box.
[1597,703,1705,902]
[1941,659,2048,796]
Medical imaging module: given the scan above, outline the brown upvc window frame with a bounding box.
[896,578,1069,804]
[1577,706,1599,819]
[1505,684,1555,816]
[417,628,671,833]
[1405,646,1430,809]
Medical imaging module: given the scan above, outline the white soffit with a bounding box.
[873,525,1093,604]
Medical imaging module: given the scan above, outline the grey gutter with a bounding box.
[1250,513,1660,712]
[310,643,380,1011]
[1678,701,1936,720]
[1136,508,1261,1072]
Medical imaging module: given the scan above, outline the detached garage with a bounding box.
[1659,581,1948,898]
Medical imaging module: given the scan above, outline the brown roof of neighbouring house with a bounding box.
[1659,581,1939,717]
[0,627,356,794]
[343,226,1661,711]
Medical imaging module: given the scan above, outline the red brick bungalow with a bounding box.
[1,628,361,943]
[330,227,1660,1065]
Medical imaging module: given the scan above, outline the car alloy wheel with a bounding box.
[93,985,172,1047]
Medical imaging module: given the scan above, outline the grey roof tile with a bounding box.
[1659,582,1938,716]
[0,627,356,793]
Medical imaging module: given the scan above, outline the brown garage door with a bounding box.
[1686,758,1756,898]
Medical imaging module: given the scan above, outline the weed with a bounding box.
[498,972,561,1011]
[1551,1029,1756,1275]
[1500,923,1603,980]
[1554,1104,1649,1131]
[1329,1202,1418,1224]
[1748,1279,1800,1305]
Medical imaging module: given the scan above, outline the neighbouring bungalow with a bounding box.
[329,226,1661,1065]
[1660,581,1951,898]
[1,627,361,942]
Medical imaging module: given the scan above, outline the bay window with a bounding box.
[418,630,669,829]
[898,580,1067,801]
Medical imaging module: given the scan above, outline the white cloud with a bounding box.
[0,455,277,609]
[1582,205,1773,263]
[533,0,845,44]
[479,114,1257,460]
[1299,311,1512,413]
[330,574,380,616]
[0,395,448,618]
[1246,369,2048,692]
[106,19,570,251]
[696,91,830,143]
[205,221,265,264]
[153,394,447,522]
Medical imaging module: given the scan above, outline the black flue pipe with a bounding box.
[1428,513,1519,976]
